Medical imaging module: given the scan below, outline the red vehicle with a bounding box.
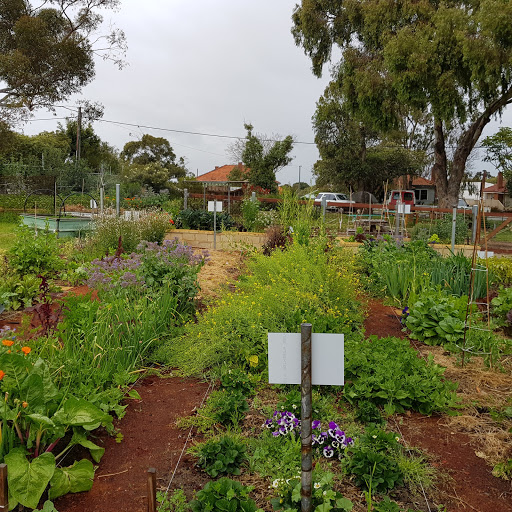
[388,190,415,206]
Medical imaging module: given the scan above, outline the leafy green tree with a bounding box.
[240,123,294,193]
[57,120,120,173]
[292,0,512,207]
[313,84,425,198]
[482,127,512,189]
[0,0,126,119]
[120,134,188,192]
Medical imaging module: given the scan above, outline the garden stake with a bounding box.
[147,467,157,512]
[301,323,312,512]
[0,464,7,510]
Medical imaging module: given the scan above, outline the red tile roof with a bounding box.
[484,183,506,193]
[196,164,249,182]
[412,176,434,186]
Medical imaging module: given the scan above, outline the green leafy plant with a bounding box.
[344,429,403,493]
[355,401,385,426]
[344,336,459,415]
[189,478,259,512]
[211,390,249,426]
[177,208,234,231]
[157,488,190,512]
[193,435,247,477]
[219,365,258,396]
[270,470,353,512]
[405,290,470,346]
[8,224,63,277]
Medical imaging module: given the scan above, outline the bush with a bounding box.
[86,210,172,255]
[8,224,63,277]
[194,435,247,477]
[189,478,258,512]
[177,208,234,231]
[434,214,469,244]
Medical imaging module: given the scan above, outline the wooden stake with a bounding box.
[0,464,8,510]
[147,468,157,512]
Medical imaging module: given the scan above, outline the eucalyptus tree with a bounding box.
[292,0,512,206]
[0,0,126,121]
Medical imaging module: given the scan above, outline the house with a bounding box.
[411,176,436,205]
[195,163,249,194]
[483,172,509,210]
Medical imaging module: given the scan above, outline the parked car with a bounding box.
[314,192,354,212]
[457,198,471,210]
[388,190,415,206]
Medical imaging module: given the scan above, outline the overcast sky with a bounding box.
[23,0,510,184]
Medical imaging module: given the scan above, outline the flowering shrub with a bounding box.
[86,239,208,314]
[263,411,354,461]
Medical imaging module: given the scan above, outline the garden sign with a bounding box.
[268,325,344,512]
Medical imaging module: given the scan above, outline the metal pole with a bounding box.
[471,205,478,244]
[147,468,157,512]
[395,203,400,237]
[300,323,312,512]
[184,188,188,210]
[100,186,104,214]
[298,165,301,192]
[213,200,217,250]
[203,183,206,209]
[321,196,326,222]
[116,183,120,217]
[451,206,457,252]
[251,191,256,203]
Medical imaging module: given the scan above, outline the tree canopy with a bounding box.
[238,123,294,193]
[313,83,426,199]
[120,134,188,192]
[0,0,126,121]
[292,0,512,206]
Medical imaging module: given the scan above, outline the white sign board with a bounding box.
[208,201,223,212]
[397,204,411,214]
[268,333,344,386]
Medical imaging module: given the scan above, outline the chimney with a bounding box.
[215,166,219,169]
[498,171,504,189]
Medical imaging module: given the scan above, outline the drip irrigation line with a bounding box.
[161,379,214,501]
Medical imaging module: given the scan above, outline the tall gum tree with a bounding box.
[0,0,126,120]
[292,0,512,207]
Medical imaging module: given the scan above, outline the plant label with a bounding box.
[267,333,344,386]
[207,201,223,212]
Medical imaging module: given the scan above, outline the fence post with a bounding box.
[0,463,8,510]
[184,188,188,210]
[116,183,120,217]
[301,323,312,512]
[147,468,157,512]
[471,205,478,244]
[451,206,457,252]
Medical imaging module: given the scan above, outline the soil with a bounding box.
[1,252,512,512]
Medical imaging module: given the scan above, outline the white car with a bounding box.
[314,192,354,212]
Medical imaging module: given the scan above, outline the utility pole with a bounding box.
[76,106,82,165]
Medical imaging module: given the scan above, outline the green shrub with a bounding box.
[177,208,234,231]
[8,224,63,277]
[219,365,258,396]
[344,336,459,415]
[210,390,249,426]
[487,257,512,286]
[343,429,403,493]
[86,210,172,255]
[193,435,247,477]
[434,214,469,244]
[189,478,258,512]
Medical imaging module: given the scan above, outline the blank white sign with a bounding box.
[207,201,223,212]
[268,333,344,386]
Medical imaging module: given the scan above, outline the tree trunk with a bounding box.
[435,89,512,208]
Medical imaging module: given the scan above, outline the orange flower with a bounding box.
[1,340,14,347]
[0,371,5,380]
[22,401,28,408]
[21,347,31,355]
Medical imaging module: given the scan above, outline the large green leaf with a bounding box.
[48,459,94,499]
[53,398,113,431]
[5,449,55,509]
[68,429,105,463]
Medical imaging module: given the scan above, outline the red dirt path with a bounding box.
[363,298,512,512]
